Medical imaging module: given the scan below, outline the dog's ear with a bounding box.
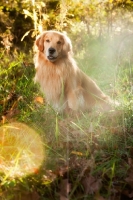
[63,34,73,54]
[35,32,47,52]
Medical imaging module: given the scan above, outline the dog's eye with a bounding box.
[46,39,50,43]
[57,41,61,45]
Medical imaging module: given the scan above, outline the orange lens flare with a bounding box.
[0,122,45,178]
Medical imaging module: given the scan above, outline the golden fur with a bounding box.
[34,30,112,113]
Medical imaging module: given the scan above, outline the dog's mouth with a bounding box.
[47,56,58,62]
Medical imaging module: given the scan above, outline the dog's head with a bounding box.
[35,30,72,62]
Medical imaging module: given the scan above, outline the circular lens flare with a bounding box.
[0,122,45,178]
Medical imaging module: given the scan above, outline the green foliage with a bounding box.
[0,50,37,120]
[1,0,133,51]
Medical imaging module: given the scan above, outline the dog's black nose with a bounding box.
[49,48,56,54]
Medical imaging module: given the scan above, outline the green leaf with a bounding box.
[21,30,31,41]
[23,9,33,19]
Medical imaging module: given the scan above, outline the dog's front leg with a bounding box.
[67,90,79,111]
[67,87,85,111]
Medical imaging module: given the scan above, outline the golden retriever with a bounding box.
[34,30,113,114]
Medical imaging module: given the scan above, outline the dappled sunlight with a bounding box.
[0,122,45,178]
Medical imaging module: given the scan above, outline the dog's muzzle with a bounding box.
[47,47,58,61]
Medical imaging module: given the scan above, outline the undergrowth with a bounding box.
[0,35,133,199]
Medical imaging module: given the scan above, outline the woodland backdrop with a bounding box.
[0,0,133,51]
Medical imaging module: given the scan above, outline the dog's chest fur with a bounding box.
[34,55,70,105]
